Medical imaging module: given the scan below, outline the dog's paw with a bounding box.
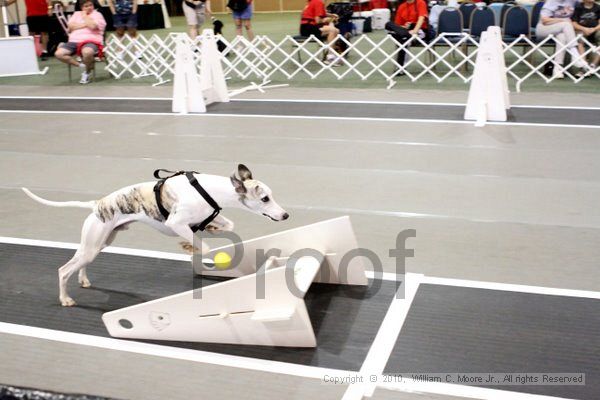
[179,241,199,254]
[79,278,92,288]
[60,297,77,307]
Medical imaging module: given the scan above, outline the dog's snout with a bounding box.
[282,213,289,220]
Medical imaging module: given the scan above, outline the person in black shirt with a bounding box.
[571,0,600,70]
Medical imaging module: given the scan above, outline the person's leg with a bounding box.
[40,32,49,53]
[591,32,600,67]
[55,43,81,67]
[115,26,126,39]
[536,22,568,65]
[320,23,339,44]
[126,13,140,57]
[127,13,138,38]
[243,19,255,41]
[183,3,199,38]
[234,17,243,36]
[575,29,585,56]
[81,45,95,73]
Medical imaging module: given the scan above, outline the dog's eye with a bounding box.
[261,196,270,203]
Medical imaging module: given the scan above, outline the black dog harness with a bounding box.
[153,169,221,232]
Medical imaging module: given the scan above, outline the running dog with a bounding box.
[22,164,289,307]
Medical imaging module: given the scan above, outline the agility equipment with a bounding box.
[172,30,229,114]
[102,216,368,347]
[0,37,48,77]
[464,26,510,127]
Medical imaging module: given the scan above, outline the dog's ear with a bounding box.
[230,172,247,194]
[238,164,253,181]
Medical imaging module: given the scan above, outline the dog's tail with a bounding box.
[22,188,95,209]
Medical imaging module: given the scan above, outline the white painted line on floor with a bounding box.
[343,273,423,400]
[3,180,600,229]
[286,203,600,230]
[2,96,600,110]
[0,110,597,129]
[0,96,171,101]
[365,271,402,282]
[3,237,600,298]
[0,237,397,282]
[234,98,600,111]
[0,322,345,381]
[379,379,574,400]
[0,236,190,262]
[420,275,600,300]
[135,132,600,154]
[2,181,598,229]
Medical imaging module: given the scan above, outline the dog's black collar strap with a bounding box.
[153,169,222,233]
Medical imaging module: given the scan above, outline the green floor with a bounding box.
[1,12,598,92]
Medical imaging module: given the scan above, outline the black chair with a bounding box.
[469,6,496,39]
[459,2,477,31]
[291,34,324,63]
[503,5,530,43]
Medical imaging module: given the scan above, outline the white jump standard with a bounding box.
[172,30,229,114]
[102,216,368,347]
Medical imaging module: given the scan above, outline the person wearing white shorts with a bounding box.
[183,0,211,39]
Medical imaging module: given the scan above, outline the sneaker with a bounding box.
[40,51,48,61]
[575,69,585,79]
[325,53,340,65]
[567,47,588,69]
[79,71,91,84]
[552,66,564,79]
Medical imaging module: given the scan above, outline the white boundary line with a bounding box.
[0,96,171,101]
[342,273,423,400]
[4,237,600,298]
[0,236,190,262]
[420,275,600,300]
[378,379,575,400]
[1,96,600,110]
[0,110,597,129]
[0,322,345,381]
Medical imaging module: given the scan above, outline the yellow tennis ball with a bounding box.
[214,252,232,270]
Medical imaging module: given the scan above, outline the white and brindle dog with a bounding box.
[22,164,289,307]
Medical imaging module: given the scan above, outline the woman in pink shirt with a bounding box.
[55,0,107,84]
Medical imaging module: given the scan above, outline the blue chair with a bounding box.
[500,2,516,27]
[470,6,496,39]
[433,8,466,71]
[459,2,477,30]
[503,6,530,43]
[438,7,464,43]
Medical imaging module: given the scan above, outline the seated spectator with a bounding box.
[571,0,600,73]
[54,0,106,84]
[385,0,428,73]
[299,0,340,64]
[107,0,139,58]
[536,0,589,79]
